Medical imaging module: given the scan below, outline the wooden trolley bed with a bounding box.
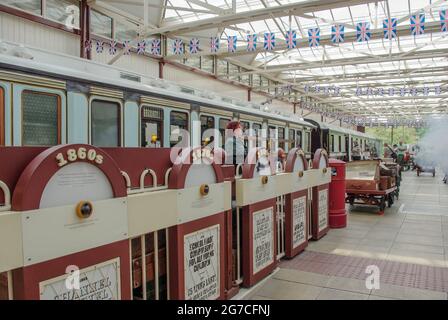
[345,186,398,215]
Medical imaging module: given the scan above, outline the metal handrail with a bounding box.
[0,180,11,212]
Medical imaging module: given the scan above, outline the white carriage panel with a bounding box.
[67,92,88,144]
[124,101,139,147]
[0,12,79,56]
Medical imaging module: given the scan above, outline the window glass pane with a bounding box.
[296,130,302,148]
[141,106,163,148]
[200,115,215,145]
[240,68,250,85]
[305,132,311,152]
[46,0,80,28]
[115,20,138,42]
[3,0,41,15]
[219,118,230,147]
[91,100,120,147]
[22,91,59,146]
[170,111,188,147]
[278,127,285,149]
[201,56,214,74]
[217,60,228,77]
[228,63,239,81]
[289,129,295,148]
[90,10,112,38]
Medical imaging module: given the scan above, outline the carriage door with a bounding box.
[141,106,163,147]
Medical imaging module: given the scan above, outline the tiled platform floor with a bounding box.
[249,170,448,300]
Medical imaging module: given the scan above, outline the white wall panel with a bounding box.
[91,50,159,78]
[0,12,79,56]
[164,64,247,101]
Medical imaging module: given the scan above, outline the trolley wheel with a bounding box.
[349,197,354,206]
[379,198,386,212]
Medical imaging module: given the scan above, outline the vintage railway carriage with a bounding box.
[0,43,338,301]
[304,119,382,161]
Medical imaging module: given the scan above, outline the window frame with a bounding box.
[289,129,295,149]
[169,109,189,147]
[21,89,61,146]
[140,105,164,147]
[218,117,231,147]
[90,97,122,147]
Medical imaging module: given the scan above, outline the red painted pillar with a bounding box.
[80,0,91,60]
[159,60,165,79]
[247,88,251,102]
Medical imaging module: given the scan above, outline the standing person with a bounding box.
[224,121,246,165]
[397,141,407,166]
[351,141,362,161]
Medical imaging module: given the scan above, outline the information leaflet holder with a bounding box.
[284,148,309,258]
[167,147,229,300]
[238,148,277,288]
[9,144,131,300]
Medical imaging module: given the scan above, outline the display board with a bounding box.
[252,207,274,275]
[39,258,120,300]
[318,190,329,233]
[292,196,307,248]
[184,224,220,300]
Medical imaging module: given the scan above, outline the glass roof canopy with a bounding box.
[98,0,448,120]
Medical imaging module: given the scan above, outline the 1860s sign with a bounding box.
[184,225,220,300]
[39,258,120,300]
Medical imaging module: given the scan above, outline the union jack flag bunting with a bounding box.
[285,30,296,49]
[96,40,104,53]
[137,40,146,55]
[173,39,184,55]
[331,25,345,43]
[246,34,257,51]
[308,28,320,47]
[410,13,425,36]
[84,40,92,52]
[151,39,161,55]
[123,40,131,55]
[227,36,237,53]
[263,32,275,50]
[383,18,397,40]
[356,22,371,42]
[109,40,117,55]
[210,37,220,53]
[440,10,447,32]
[189,38,200,54]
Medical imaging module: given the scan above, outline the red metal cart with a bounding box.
[345,186,397,215]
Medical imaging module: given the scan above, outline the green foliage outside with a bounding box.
[366,126,427,145]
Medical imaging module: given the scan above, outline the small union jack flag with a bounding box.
[109,40,117,55]
[410,13,425,36]
[227,36,237,53]
[137,40,146,55]
[440,10,447,32]
[84,40,92,52]
[285,30,296,49]
[356,22,371,42]
[189,38,200,54]
[246,34,257,51]
[308,28,320,47]
[331,25,345,43]
[96,40,104,53]
[151,39,161,55]
[173,39,184,55]
[383,18,397,40]
[123,40,131,55]
[263,32,275,51]
[210,37,220,53]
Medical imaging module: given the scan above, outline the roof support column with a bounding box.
[80,0,91,60]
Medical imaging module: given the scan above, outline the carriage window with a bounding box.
[0,88,4,146]
[200,115,215,146]
[219,118,230,147]
[338,136,342,152]
[305,131,311,153]
[278,127,285,150]
[252,123,262,147]
[289,129,295,148]
[296,130,302,148]
[141,106,163,148]
[170,111,188,147]
[22,91,60,146]
[91,99,120,147]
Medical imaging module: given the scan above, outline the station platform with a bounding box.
[247,170,448,300]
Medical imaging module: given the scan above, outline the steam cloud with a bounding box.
[414,115,448,177]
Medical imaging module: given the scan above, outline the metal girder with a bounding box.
[325,95,448,103]
[147,0,377,36]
